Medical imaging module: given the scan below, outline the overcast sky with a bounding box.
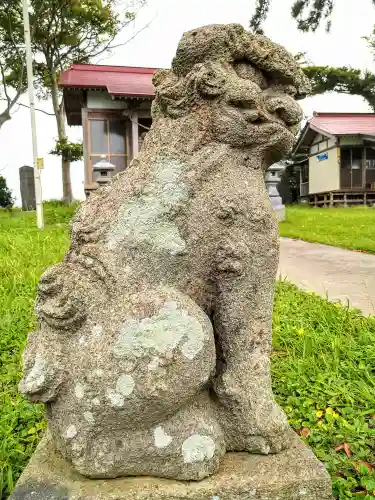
[1,0,375,204]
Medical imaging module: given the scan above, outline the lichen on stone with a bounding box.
[182,434,216,464]
[75,383,85,400]
[154,426,173,448]
[20,357,46,393]
[84,412,95,425]
[116,374,135,396]
[106,389,124,408]
[107,160,189,255]
[66,425,77,439]
[112,301,205,362]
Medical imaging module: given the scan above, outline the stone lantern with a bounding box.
[265,162,286,222]
[92,156,116,185]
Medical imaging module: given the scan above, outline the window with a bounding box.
[300,162,309,196]
[340,148,363,189]
[109,120,126,154]
[365,148,375,188]
[90,120,108,154]
[366,148,375,169]
[352,148,362,170]
[88,115,128,177]
[340,149,351,169]
[300,163,309,183]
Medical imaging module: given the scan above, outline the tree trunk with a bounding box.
[51,71,72,204]
[62,158,72,204]
[0,111,11,130]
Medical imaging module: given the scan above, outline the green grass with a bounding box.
[1,205,375,499]
[280,205,375,253]
[274,281,375,499]
[0,203,73,499]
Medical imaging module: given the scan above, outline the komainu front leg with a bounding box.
[213,234,292,454]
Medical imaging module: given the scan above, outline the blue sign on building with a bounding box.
[317,153,328,162]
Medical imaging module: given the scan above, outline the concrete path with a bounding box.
[278,238,375,316]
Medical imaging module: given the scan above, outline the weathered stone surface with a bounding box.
[19,166,36,211]
[18,22,318,483]
[11,433,332,500]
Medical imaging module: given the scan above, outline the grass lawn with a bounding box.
[1,204,375,499]
[280,205,375,254]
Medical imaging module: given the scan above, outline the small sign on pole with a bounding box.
[37,158,44,170]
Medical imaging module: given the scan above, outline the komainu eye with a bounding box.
[234,61,268,89]
[268,81,298,97]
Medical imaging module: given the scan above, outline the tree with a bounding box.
[303,65,375,111]
[364,25,375,64]
[249,3,375,110]
[0,2,27,129]
[0,48,24,129]
[250,0,375,33]
[2,0,148,204]
[0,175,14,208]
[294,50,375,111]
[32,0,148,204]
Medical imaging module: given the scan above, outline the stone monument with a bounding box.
[13,24,332,500]
[19,166,36,211]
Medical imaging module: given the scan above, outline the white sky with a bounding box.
[1,0,375,205]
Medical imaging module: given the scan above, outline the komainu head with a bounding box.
[152,24,310,162]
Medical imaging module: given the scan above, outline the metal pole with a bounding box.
[22,0,44,229]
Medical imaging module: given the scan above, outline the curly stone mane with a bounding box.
[152,24,310,120]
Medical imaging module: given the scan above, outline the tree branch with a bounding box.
[0,97,55,116]
[250,0,271,33]
[302,65,375,111]
[6,5,23,61]
[0,60,11,107]
[92,16,155,60]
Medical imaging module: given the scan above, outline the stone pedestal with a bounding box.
[11,434,332,500]
[268,184,286,222]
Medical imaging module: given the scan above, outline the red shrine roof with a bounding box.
[309,112,375,137]
[59,64,158,98]
[294,112,375,154]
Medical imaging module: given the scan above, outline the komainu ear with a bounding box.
[153,69,190,119]
[152,69,173,89]
[193,62,226,98]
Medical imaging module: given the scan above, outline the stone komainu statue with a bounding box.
[20,24,310,481]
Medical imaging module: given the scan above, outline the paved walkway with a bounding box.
[278,238,375,316]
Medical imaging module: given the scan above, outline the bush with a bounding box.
[0,176,14,209]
